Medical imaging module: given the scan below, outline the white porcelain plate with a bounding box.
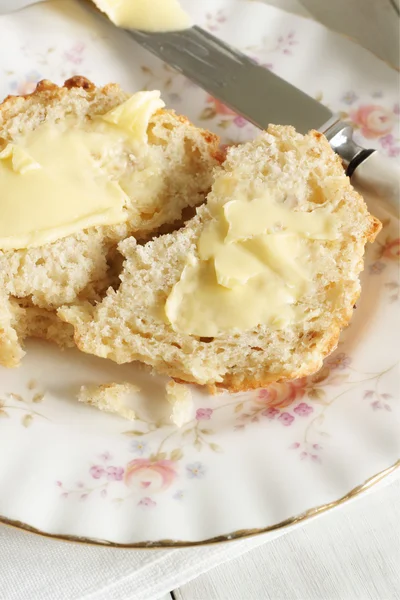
[0,0,399,546]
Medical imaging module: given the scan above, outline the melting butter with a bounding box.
[93,0,191,32]
[165,174,338,335]
[224,194,337,242]
[101,90,165,145]
[0,91,163,250]
[0,144,41,175]
[165,254,302,337]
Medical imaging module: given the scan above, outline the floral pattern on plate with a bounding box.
[0,0,399,545]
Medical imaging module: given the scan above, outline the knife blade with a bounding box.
[130,26,334,136]
[127,26,399,214]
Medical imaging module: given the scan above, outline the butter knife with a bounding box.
[128,26,399,215]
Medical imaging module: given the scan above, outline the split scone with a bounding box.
[59,125,381,391]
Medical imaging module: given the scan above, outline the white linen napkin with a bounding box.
[1,472,398,600]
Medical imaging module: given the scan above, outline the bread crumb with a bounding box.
[78,382,139,421]
[27,379,37,390]
[166,380,193,427]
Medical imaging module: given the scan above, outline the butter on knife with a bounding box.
[92,0,191,32]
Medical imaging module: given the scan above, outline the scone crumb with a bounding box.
[27,379,37,390]
[166,380,193,427]
[78,382,139,421]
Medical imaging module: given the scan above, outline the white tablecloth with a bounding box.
[1,471,399,600]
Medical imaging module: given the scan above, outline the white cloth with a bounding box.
[175,475,400,600]
[1,472,399,600]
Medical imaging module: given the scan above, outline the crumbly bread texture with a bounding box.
[60,126,381,391]
[78,382,139,421]
[0,77,221,367]
[166,380,193,427]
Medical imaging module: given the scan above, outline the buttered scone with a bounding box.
[60,126,381,391]
[0,77,222,367]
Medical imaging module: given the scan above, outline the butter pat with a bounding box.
[165,174,338,336]
[0,144,41,175]
[93,0,191,31]
[102,91,165,146]
[224,194,337,242]
[0,126,128,250]
[0,90,164,251]
[165,254,302,337]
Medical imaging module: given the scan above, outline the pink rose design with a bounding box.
[233,115,248,128]
[278,412,295,426]
[350,105,394,139]
[369,261,386,275]
[64,42,85,65]
[388,146,400,158]
[206,95,237,116]
[294,403,314,417]
[138,497,156,508]
[381,133,395,149]
[196,408,213,421]
[326,352,351,370]
[258,389,272,401]
[100,451,112,462]
[258,379,307,410]
[371,400,383,410]
[311,454,321,463]
[90,465,105,479]
[382,238,400,260]
[262,407,280,419]
[124,459,177,493]
[106,466,124,481]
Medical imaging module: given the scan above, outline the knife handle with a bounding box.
[326,122,399,217]
[348,150,400,217]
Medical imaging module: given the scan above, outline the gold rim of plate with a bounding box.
[1,459,398,548]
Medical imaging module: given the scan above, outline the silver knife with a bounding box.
[127,26,399,215]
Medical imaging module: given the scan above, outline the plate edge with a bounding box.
[1,458,398,548]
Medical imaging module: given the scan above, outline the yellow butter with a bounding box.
[0,91,164,250]
[101,91,165,145]
[0,144,41,175]
[165,175,338,335]
[93,0,191,32]
[224,194,337,242]
[0,126,128,250]
[165,254,302,337]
